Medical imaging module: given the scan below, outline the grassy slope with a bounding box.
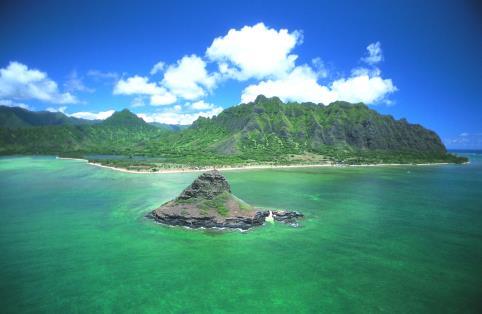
[0,97,468,167]
[172,191,254,217]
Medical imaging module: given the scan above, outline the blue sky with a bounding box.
[1,0,481,148]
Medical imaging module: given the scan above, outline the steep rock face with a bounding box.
[148,170,303,230]
[0,98,466,164]
[177,170,231,200]
[193,96,448,155]
[147,211,268,230]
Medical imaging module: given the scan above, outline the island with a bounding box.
[147,170,303,230]
[0,95,468,169]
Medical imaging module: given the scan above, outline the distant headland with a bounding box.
[0,95,468,170]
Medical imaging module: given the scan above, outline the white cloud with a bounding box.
[70,110,115,120]
[161,54,217,100]
[114,75,163,95]
[0,61,78,104]
[241,65,331,104]
[138,105,223,125]
[241,65,396,105]
[150,61,165,75]
[329,74,396,104]
[0,98,31,110]
[362,42,383,65]
[113,75,176,106]
[64,70,94,93]
[206,22,302,80]
[46,106,67,113]
[190,100,215,110]
[111,27,396,111]
[114,56,216,105]
[150,93,177,106]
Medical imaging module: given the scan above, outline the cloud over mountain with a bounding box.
[113,75,176,106]
[0,24,399,125]
[206,22,302,80]
[241,41,396,105]
[161,54,217,100]
[0,61,78,104]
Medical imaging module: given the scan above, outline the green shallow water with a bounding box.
[1,155,481,313]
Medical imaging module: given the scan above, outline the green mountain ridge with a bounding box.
[101,109,151,128]
[0,96,467,165]
[149,122,189,132]
[201,95,447,155]
[0,105,97,128]
[0,105,187,131]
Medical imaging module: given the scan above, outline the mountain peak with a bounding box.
[253,95,282,104]
[149,170,303,230]
[177,170,231,200]
[102,109,147,127]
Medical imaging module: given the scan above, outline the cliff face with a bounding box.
[193,95,447,155]
[148,170,303,230]
[0,97,466,165]
[177,171,231,200]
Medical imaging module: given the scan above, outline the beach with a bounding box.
[56,156,455,174]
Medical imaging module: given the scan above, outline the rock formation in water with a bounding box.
[147,170,303,230]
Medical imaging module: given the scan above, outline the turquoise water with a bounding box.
[1,155,481,313]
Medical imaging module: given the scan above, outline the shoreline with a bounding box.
[56,156,462,174]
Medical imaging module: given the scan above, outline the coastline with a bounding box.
[56,156,459,174]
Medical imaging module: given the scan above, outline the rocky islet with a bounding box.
[148,170,303,230]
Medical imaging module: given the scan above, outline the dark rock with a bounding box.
[177,170,231,200]
[147,211,266,230]
[147,209,302,230]
[148,170,303,231]
[271,210,304,226]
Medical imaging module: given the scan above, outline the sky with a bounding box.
[1,0,481,148]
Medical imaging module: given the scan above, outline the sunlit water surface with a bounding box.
[1,154,481,313]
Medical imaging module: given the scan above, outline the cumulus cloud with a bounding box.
[150,61,165,75]
[70,110,115,120]
[0,98,31,110]
[149,92,177,106]
[138,105,223,125]
[206,22,302,80]
[113,75,176,105]
[190,100,216,110]
[241,65,332,104]
[114,75,163,95]
[162,54,217,100]
[329,74,396,104]
[112,25,396,110]
[362,42,383,65]
[241,65,396,105]
[0,61,78,104]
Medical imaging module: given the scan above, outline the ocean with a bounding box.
[0,153,481,313]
